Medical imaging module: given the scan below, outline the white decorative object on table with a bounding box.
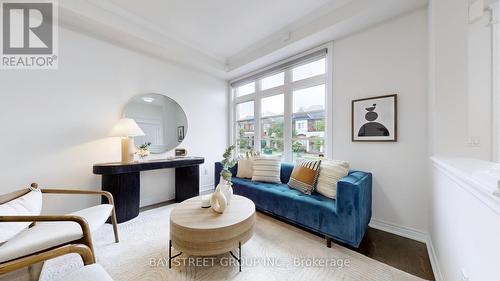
[217,176,233,205]
[201,195,211,208]
[210,188,227,214]
[219,145,237,205]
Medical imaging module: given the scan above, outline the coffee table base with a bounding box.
[168,240,242,272]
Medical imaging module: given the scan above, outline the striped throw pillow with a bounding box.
[251,157,281,183]
[287,159,321,195]
[316,160,350,199]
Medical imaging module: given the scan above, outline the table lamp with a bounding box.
[109,118,145,163]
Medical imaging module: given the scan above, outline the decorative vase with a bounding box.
[217,176,233,205]
[210,188,227,214]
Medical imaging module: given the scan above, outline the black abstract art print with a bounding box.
[352,94,397,142]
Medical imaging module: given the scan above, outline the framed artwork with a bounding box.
[352,94,397,142]
[177,126,185,142]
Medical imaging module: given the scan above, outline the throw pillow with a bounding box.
[316,160,350,199]
[288,159,322,195]
[236,158,254,179]
[0,189,43,243]
[251,157,281,183]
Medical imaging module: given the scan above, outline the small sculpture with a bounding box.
[210,188,227,214]
[357,104,390,137]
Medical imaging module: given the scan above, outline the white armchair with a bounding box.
[0,184,119,276]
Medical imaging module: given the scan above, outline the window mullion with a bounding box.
[325,42,334,159]
[230,87,235,147]
[283,69,293,163]
[254,82,262,153]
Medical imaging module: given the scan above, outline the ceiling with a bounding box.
[59,0,428,79]
[107,0,338,59]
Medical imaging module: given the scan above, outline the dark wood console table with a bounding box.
[93,157,204,223]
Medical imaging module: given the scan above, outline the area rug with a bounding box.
[33,204,426,281]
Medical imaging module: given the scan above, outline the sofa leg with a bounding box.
[326,237,332,248]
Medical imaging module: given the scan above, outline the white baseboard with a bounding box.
[369,218,443,281]
[425,236,444,281]
[200,183,214,193]
[369,218,427,243]
[140,192,175,207]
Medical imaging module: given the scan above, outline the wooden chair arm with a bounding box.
[0,215,92,243]
[0,244,95,275]
[40,187,114,205]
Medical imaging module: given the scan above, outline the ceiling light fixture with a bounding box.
[142,97,154,103]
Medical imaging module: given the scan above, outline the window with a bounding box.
[292,84,325,161]
[292,58,326,82]
[261,72,284,90]
[261,94,284,157]
[236,101,255,156]
[236,82,255,97]
[231,48,330,161]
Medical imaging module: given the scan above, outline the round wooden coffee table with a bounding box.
[169,195,255,271]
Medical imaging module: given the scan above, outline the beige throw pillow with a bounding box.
[236,158,254,179]
[316,160,350,199]
[251,157,281,183]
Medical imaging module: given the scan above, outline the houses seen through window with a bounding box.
[231,51,328,161]
[292,84,325,161]
[236,101,255,156]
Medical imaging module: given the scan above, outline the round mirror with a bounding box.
[123,94,187,154]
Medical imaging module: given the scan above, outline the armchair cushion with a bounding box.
[70,204,113,232]
[0,190,42,243]
[0,204,113,263]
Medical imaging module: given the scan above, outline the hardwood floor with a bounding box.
[353,227,435,280]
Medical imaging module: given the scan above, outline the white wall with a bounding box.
[427,1,498,280]
[0,26,228,213]
[429,0,493,160]
[332,9,429,232]
[467,12,493,160]
[430,160,500,281]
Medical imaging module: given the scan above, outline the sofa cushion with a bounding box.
[0,204,113,263]
[316,160,350,199]
[251,157,281,183]
[0,190,43,244]
[232,178,337,230]
[288,159,321,195]
[236,158,253,179]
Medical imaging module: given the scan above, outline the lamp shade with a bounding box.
[109,118,145,137]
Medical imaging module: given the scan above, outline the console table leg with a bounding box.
[175,165,200,202]
[102,172,140,223]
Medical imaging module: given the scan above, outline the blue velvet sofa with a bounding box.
[214,162,372,248]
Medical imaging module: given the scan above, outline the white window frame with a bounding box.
[489,1,500,162]
[229,43,334,162]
